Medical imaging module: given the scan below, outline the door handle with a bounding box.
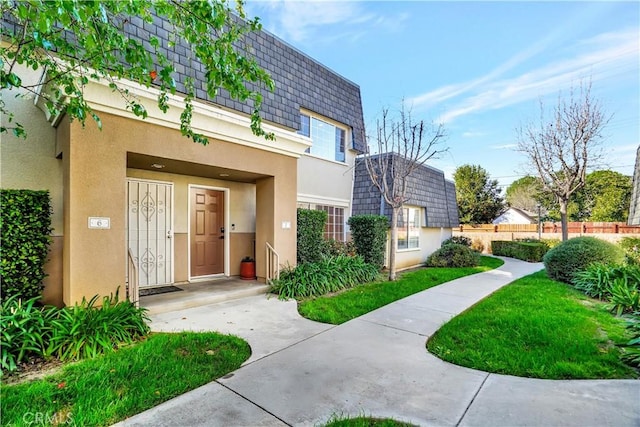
[166,230,173,239]
[220,227,225,239]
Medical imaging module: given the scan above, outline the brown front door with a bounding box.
[190,188,224,277]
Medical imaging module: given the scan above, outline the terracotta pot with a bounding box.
[239,261,256,280]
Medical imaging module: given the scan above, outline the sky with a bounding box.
[245,0,640,190]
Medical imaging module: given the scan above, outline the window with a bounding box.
[315,205,345,241]
[397,207,420,250]
[299,113,346,162]
[296,202,346,241]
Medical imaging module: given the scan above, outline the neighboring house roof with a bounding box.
[4,12,366,153]
[493,207,537,224]
[629,145,640,225]
[352,153,460,228]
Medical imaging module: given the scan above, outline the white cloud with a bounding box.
[247,0,407,45]
[431,27,639,124]
[461,131,485,138]
[490,144,518,150]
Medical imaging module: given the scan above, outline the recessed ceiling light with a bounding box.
[151,163,165,169]
[219,173,230,177]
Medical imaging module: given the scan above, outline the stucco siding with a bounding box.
[388,228,452,270]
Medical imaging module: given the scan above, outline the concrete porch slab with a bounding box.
[141,279,270,315]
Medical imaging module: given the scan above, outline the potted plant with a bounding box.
[239,256,256,280]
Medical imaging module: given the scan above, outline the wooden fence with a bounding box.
[459,222,640,234]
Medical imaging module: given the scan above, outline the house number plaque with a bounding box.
[88,217,110,229]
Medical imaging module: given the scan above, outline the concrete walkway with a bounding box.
[116,258,639,427]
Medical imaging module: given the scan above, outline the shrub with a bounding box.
[543,237,626,284]
[442,235,472,247]
[47,290,150,361]
[270,255,379,300]
[619,237,640,265]
[347,215,388,268]
[1,295,56,373]
[297,209,327,264]
[425,244,480,268]
[541,238,562,250]
[321,239,356,258]
[0,190,52,301]
[608,279,640,316]
[491,240,548,262]
[621,314,640,368]
[470,238,485,253]
[573,264,640,300]
[1,290,149,374]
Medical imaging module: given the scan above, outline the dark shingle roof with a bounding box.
[352,153,460,227]
[124,14,367,151]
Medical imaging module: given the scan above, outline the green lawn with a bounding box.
[298,256,504,324]
[1,332,250,426]
[427,270,637,379]
[324,415,417,427]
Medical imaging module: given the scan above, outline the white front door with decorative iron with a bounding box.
[127,179,174,287]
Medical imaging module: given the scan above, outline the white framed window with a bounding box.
[397,207,420,250]
[297,203,346,242]
[298,113,347,162]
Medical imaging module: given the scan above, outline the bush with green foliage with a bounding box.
[1,295,56,373]
[47,291,150,361]
[541,238,562,249]
[619,237,640,265]
[270,255,379,300]
[425,244,480,268]
[1,290,149,374]
[491,240,548,262]
[321,239,356,258]
[297,209,327,264]
[442,235,472,247]
[0,190,52,301]
[543,237,626,284]
[347,215,388,268]
[621,314,640,368]
[573,264,640,300]
[608,280,640,316]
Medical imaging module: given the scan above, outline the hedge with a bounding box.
[347,214,388,268]
[491,240,548,262]
[297,208,327,264]
[0,190,52,301]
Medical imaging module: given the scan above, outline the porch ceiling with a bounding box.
[127,153,270,183]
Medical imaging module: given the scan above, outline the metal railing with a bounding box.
[265,242,280,284]
[127,248,139,308]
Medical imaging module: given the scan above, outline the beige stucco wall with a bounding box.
[1,65,65,306]
[58,111,298,304]
[386,227,453,270]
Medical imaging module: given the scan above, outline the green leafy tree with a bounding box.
[533,170,631,222]
[579,170,632,222]
[505,176,542,213]
[453,164,504,224]
[516,81,610,240]
[1,0,274,143]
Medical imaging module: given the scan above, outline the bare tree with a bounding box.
[516,81,610,241]
[363,106,446,280]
